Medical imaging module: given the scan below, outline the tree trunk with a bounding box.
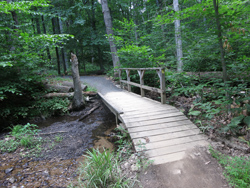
[52,17,61,75]
[213,0,227,83]
[173,0,183,72]
[71,53,85,110]
[31,18,36,34]
[35,12,41,34]
[57,16,68,74]
[101,0,120,70]
[41,16,52,61]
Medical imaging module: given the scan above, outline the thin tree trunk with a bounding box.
[173,0,183,72]
[101,0,120,70]
[213,0,227,82]
[57,16,67,75]
[71,53,85,110]
[52,18,61,75]
[7,0,19,51]
[41,16,52,61]
[31,18,36,34]
[58,15,68,70]
[11,11,19,29]
[35,11,41,34]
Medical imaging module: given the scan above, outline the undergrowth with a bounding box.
[0,123,42,155]
[73,148,135,188]
[210,147,250,188]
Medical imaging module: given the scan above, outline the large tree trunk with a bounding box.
[173,0,183,72]
[213,0,227,83]
[71,53,85,110]
[101,0,120,70]
[52,17,61,75]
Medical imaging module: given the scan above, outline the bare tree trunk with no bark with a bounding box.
[173,0,183,72]
[71,53,85,110]
[101,0,120,71]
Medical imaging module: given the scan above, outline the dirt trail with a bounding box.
[81,76,229,188]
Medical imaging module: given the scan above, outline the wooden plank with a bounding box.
[125,112,184,123]
[135,134,206,151]
[133,129,201,144]
[128,119,193,133]
[149,151,186,165]
[122,108,178,116]
[126,116,188,127]
[122,106,176,114]
[130,124,198,139]
[122,109,180,119]
[145,140,208,157]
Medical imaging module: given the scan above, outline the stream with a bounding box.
[0,97,117,187]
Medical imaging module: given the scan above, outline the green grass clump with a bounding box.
[210,147,250,188]
[0,123,42,153]
[75,148,135,188]
[86,86,97,92]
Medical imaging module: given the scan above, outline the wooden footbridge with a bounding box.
[82,68,208,165]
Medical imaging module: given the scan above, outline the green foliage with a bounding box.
[86,86,97,92]
[10,123,39,138]
[114,126,133,158]
[55,135,63,143]
[0,123,42,153]
[210,147,250,188]
[75,148,134,188]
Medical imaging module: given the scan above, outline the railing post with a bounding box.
[126,69,131,92]
[156,68,166,104]
[137,69,145,97]
[118,69,122,89]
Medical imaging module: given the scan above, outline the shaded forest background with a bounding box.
[0,0,250,136]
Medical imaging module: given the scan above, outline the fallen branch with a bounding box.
[38,131,68,135]
[79,104,100,121]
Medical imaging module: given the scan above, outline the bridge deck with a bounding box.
[99,90,208,165]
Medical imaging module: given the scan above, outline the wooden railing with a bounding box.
[118,68,166,104]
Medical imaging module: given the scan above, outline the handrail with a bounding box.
[118,67,166,104]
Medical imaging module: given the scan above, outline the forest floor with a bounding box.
[1,75,249,187]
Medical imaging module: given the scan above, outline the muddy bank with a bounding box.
[0,97,116,187]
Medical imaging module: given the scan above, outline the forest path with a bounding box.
[80,75,229,187]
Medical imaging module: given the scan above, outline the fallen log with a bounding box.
[61,81,87,91]
[43,91,97,98]
[43,93,73,98]
[79,104,100,121]
[44,84,73,93]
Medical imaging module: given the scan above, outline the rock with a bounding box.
[243,100,249,104]
[5,167,13,174]
[123,162,130,169]
[8,177,15,183]
[12,186,17,188]
[43,170,49,176]
[131,164,139,172]
[173,169,182,175]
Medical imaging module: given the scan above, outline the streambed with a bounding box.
[0,97,116,187]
